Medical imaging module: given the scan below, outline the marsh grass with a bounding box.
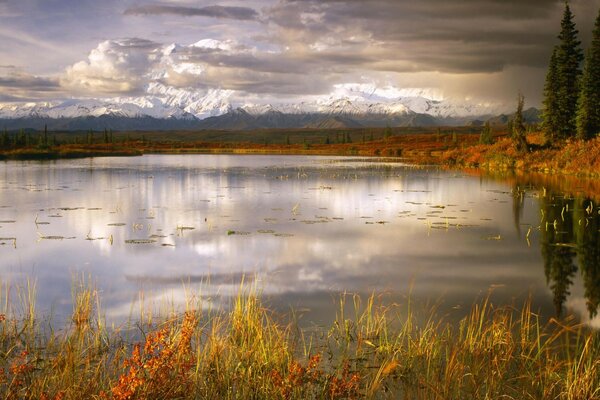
[0,281,598,399]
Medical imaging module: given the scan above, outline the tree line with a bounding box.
[542,2,600,143]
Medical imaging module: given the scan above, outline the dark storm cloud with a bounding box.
[0,75,59,90]
[0,68,62,101]
[266,0,597,74]
[124,4,259,21]
[176,45,372,74]
[0,68,60,91]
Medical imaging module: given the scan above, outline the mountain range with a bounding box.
[0,83,540,131]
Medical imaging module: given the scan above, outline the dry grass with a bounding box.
[0,280,599,399]
[441,134,600,177]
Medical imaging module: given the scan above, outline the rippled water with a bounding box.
[0,155,598,327]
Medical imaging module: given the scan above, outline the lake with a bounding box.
[0,155,598,328]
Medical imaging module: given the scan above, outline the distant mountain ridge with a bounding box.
[0,84,540,130]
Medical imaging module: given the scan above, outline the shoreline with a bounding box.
[1,132,599,179]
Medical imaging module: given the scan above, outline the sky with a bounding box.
[1,0,600,106]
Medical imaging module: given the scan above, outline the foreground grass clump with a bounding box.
[0,283,599,399]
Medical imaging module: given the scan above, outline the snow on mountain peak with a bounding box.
[0,72,509,122]
[191,39,234,51]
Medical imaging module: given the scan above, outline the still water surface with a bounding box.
[0,155,598,327]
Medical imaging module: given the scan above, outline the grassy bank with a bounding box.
[1,129,599,178]
[0,282,598,399]
[437,133,600,177]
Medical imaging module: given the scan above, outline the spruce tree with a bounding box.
[479,121,493,145]
[512,93,528,153]
[577,8,600,140]
[543,50,560,142]
[555,3,583,140]
[1,128,8,149]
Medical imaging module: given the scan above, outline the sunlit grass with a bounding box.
[0,281,598,399]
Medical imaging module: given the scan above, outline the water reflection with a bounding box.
[537,192,600,318]
[0,155,598,327]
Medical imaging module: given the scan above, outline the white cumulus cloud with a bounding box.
[61,38,163,95]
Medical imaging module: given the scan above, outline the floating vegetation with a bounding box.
[87,207,102,211]
[161,243,175,247]
[38,235,74,240]
[257,229,276,234]
[484,235,502,241]
[0,237,16,248]
[149,234,168,239]
[291,203,300,215]
[0,220,16,223]
[273,233,294,237]
[58,207,83,211]
[552,243,578,248]
[125,239,157,244]
[108,223,127,227]
[177,226,195,231]
[264,218,278,223]
[227,230,251,236]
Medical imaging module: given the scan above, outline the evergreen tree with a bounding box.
[384,126,392,140]
[543,49,561,142]
[479,121,493,145]
[555,3,583,140]
[104,128,109,144]
[577,8,600,140]
[1,128,8,149]
[43,124,48,147]
[512,93,528,153]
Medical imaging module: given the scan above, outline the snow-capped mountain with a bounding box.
[0,82,516,130]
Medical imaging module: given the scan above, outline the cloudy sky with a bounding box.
[1,0,600,106]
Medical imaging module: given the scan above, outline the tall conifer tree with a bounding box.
[577,8,600,140]
[543,48,560,142]
[543,3,583,143]
[512,93,528,153]
[555,3,583,140]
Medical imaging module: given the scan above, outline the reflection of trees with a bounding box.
[539,193,578,317]
[538,193,600,318]
[512,185,526,237]
[573,199,600,318]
